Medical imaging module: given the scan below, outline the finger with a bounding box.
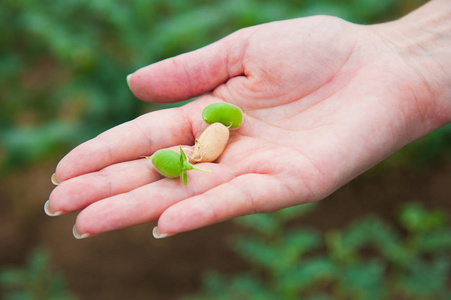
[54,107,193,182]
[48,158,160,215]
[155,173,303,236]
[127,28,255,103]
[72,163,235,237]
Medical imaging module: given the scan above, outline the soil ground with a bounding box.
[1,158,450,299]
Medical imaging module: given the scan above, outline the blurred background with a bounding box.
[1,0,451,299]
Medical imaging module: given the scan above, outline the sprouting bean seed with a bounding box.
[150,149,183,178]
[149,147,209,186]
[202,103,243,129]
[190,123,230,163]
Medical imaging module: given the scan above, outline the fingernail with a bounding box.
[152,226,172,239]
[51,173,60,185]
[44,200,62,217]
[73,225,91,239]
[126,73,132,89]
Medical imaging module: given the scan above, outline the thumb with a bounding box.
[127,29,253,103]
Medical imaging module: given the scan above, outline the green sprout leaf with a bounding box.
[181,170,188,186]
[180,146,187,165]
[180,147,189,186]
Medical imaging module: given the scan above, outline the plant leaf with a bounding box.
[180,146,187,165]
[181,171,188,186]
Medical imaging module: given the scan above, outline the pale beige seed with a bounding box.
[190,123,230,163]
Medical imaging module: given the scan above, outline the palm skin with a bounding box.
[48,15,445,238]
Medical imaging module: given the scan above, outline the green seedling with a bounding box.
[149,146,209,186]
[202,103,243,129]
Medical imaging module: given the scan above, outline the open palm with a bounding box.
[48,16,435,238]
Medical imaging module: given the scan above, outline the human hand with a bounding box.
[47,8,451,239]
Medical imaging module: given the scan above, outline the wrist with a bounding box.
[372,0,451,132]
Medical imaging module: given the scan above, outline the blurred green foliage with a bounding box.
[0,248,76,300]
[0,0,436,172]
[188,202,451,300]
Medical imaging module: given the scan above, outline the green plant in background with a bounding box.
[187,202,451,300]
[0,248,76,300]
[1,0,436,173]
